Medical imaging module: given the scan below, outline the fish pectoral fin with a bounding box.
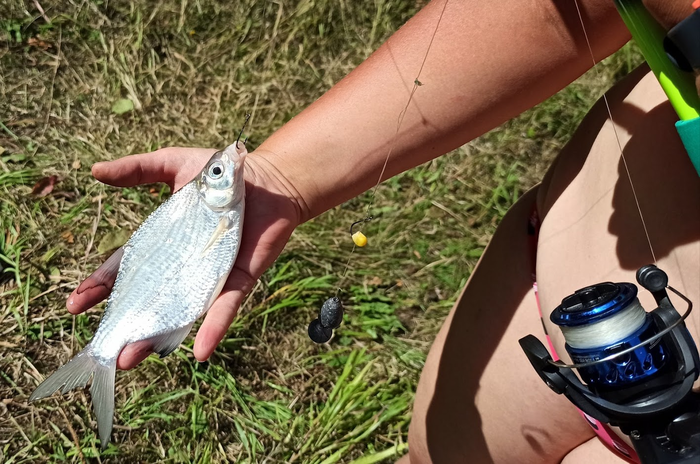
[201,216,231,256]
[150,322,195,358]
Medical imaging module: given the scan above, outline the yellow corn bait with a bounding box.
[352,231,368,247]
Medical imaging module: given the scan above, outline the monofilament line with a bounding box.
[560,298,647,348]
[573,0,657,264]
[366,0,449,215]
[336,0,450,292]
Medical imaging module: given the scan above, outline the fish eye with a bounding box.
[208,162,224,179]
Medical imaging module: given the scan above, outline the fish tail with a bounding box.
[30,347,117,449]
[90,358,116,449]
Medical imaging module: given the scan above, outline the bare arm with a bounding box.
[72,0,632,365]
[256,0,631,222]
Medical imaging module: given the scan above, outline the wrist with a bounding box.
[245,148,311,225]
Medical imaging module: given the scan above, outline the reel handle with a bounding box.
[520,266,700,464]
[637,264,671,305]
[637,264,668,293]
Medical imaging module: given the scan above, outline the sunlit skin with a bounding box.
[68,0,697,370]
[65,0,698,461]
[67,0,631,369]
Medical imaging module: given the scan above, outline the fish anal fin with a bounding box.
[150,323,195,358]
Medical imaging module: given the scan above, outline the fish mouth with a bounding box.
[221,141,247,165]
[226,142,247,194]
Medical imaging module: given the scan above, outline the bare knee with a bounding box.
[560,438,630,464]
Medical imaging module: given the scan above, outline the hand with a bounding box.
[66,147,303,369]
[642,0,700,95]
[642,0,694,28]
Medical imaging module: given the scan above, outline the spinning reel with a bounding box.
[520,265,700,464]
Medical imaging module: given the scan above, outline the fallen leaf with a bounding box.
[61,230,74,244]
[0,146,5,156]
[111,98,134,115]
[31,175,58,197]
[367,276,383,286]
[97,229,130,254]
[72,158,81,170]
[28,37,51,49]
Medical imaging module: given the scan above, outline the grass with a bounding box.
[0,1,644,463]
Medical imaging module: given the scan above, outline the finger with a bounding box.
[193,270,257,361]
[92,148,216,191]
[67,248,123,314]
[116,340,153,370]
[192,289,244,361]
[92,152,182,189]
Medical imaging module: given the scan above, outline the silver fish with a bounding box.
[29,142,247,448]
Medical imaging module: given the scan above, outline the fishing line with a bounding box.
[310,0,450,343]
[549,0,670,364]
[573,0,658,265]
[337,0,450,288]
[559,298,647,349]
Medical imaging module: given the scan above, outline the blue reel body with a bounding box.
[521,265,700,464]
[551,282,668,391]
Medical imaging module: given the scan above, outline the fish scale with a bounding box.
[90,183,233,360]
[29,143,247,448]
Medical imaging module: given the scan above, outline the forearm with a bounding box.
[256,0,630,222]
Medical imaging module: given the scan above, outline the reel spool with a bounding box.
[550,281,668,398]
[520,265,700,464]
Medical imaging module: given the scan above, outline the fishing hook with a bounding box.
[236,113,251,149]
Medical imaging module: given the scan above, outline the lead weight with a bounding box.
[308,319,333,344]
[319,296,344,329]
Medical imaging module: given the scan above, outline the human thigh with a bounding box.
[536,68,700,456]
[405,187,595,464]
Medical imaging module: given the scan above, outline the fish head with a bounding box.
[198,142,247,210]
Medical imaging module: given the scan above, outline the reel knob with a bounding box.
[636,265,668,293]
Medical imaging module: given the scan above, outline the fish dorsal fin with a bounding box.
[149,322,195,358]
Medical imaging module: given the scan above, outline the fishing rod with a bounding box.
[521,2,700,463]
[615,0,700,174]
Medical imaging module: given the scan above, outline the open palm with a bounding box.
[66,147,301,369]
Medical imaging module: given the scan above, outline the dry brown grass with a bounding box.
[0,1,642,462]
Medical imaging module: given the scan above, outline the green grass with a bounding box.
[0,1,643,462]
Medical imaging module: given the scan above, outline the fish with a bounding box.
[29,142,247,448]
